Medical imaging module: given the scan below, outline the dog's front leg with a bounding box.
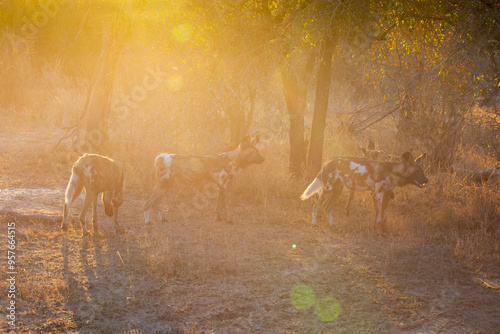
[112,204,123,234]
[112,190,124,234]
[345,190,355,216]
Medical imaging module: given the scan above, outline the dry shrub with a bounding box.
[0,32,86,130]
[0,32,33,109]
[463,185,500,229]
[397,169,500,271]
[453,228,500,273]
[462,107,500,161]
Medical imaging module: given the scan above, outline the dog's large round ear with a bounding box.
[239,135,251,148]
[415,152,427,164]
[251,134,261,146]
[401,152,414,163]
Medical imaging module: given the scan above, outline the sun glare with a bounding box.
[290,284,316,310]
[172,23,193,43]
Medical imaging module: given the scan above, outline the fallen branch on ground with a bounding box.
[1,209,63,224]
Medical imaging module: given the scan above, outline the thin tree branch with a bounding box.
[354,104,401,134]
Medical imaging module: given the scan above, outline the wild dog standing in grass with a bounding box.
[62,154,125,236]
[301,152,428,233]
[144,134,265,224]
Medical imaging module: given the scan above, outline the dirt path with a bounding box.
[1,132,500,333]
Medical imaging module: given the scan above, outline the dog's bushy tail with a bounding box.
[151,154,173,180]
[62,171,84,226]
[154,155,164,177]
[64,172,83,205]
[300,176,322,200]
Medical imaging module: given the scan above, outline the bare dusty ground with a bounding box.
[1,131,500,333]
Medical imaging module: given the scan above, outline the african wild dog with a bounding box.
[61,154,125,236]
[301,152,428,233]
[143,135,265,224]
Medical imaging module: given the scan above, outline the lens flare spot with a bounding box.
[167,73,184,91]
[290,285,315,310]
[292,244,296,249]
[315,295,341,322]
[172,23,193,43]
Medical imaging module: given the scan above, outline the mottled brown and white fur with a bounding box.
[301,152,428,233]
[144,135,265,224]
[62,154,124,236]
[350,143,400,216]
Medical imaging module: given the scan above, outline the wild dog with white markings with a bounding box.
[143,135,265,224]
[301,152,428,233]
[62,154,125,236]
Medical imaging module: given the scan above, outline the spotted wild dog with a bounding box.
[143,134,265,224]
[301,152,428,233]
[61,154,125,236]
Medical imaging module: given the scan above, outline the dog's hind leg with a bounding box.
[344,189,355,216]
[62,173,83,232]
[144,181,168,224]
[324,180,343,227]
[153,199,165,222]
[79,191,94,236]
[112,202,123,234]
[311,187,325,226]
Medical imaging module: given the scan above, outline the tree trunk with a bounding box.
[281,67,305,176]
[80,25,122,153]
[308,32,335,173]
[281,52,315,176]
